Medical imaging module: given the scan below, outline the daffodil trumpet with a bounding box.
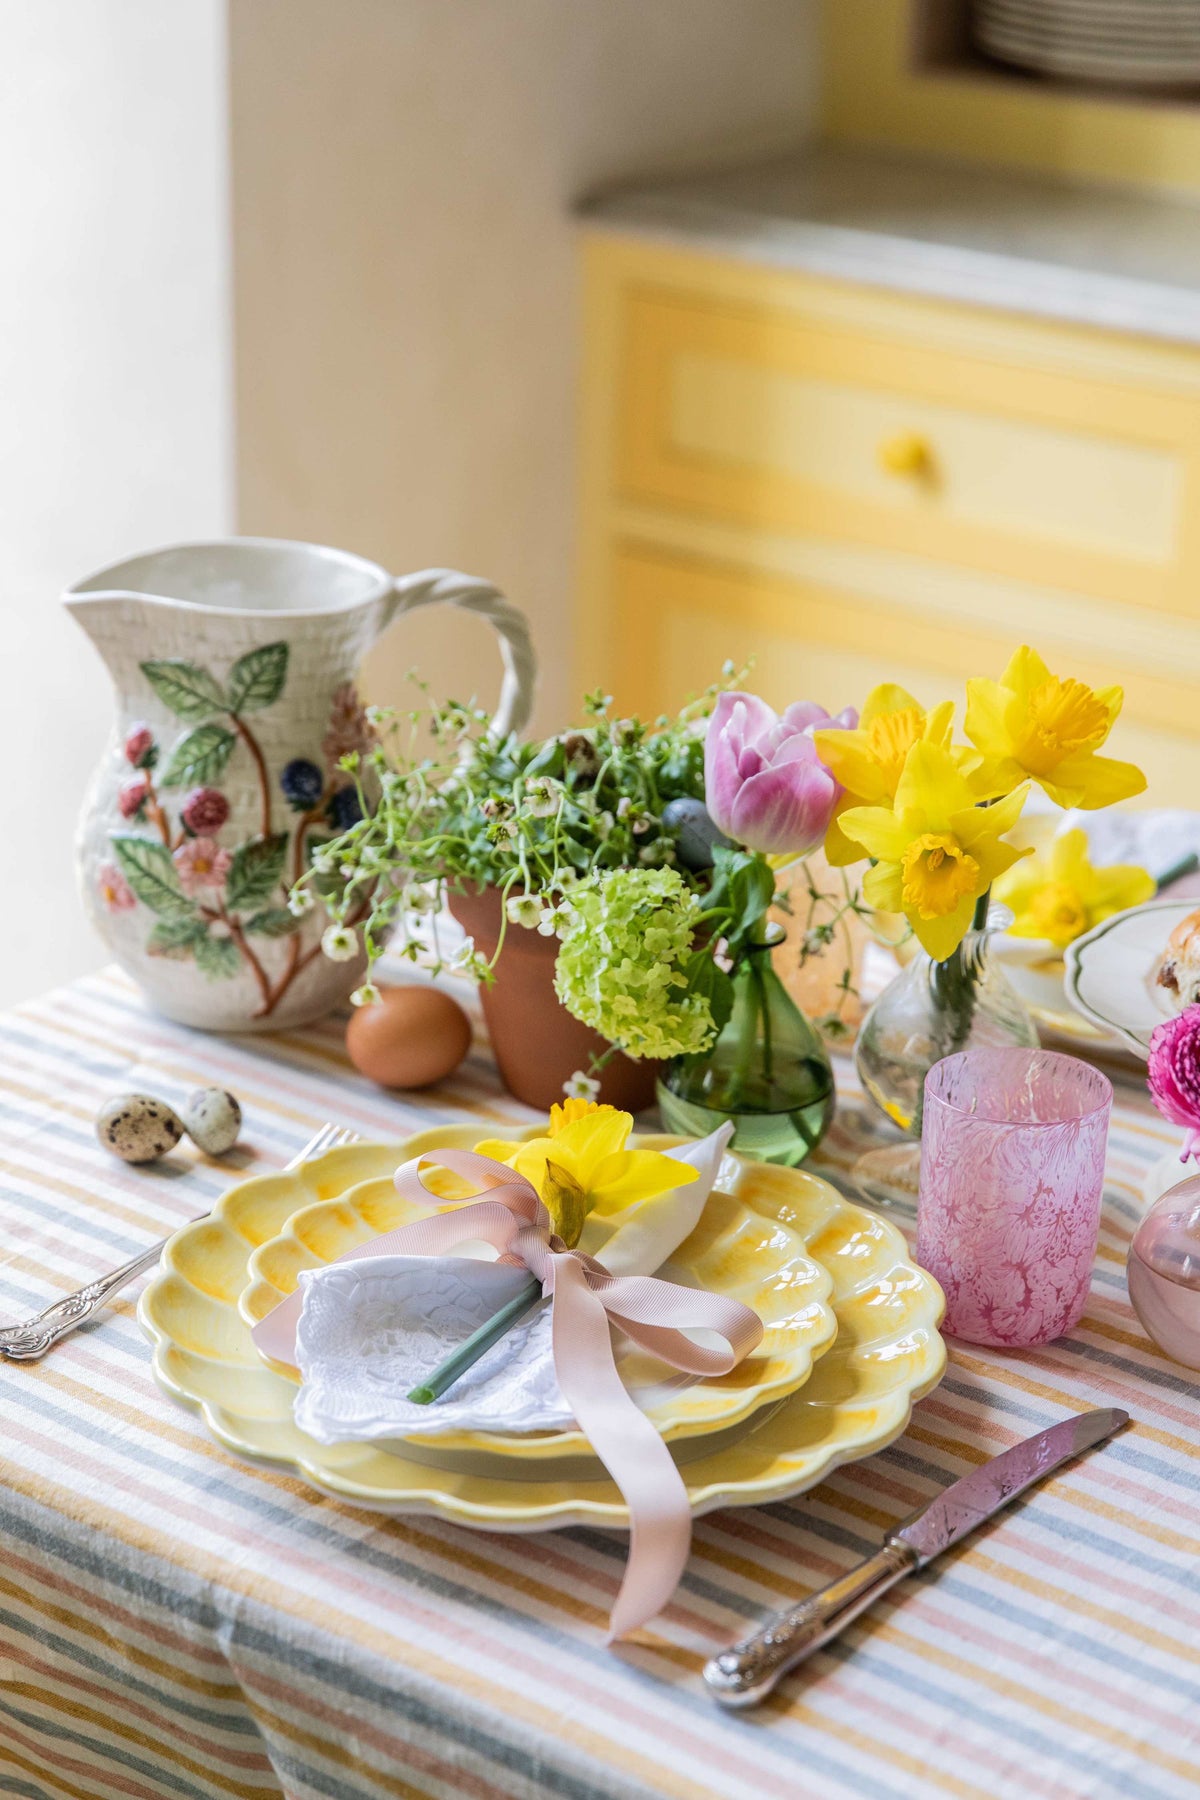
[408,1099,718,1405]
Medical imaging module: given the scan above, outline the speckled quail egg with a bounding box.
[182,1088,243,1156]
[96,1094,185,1164]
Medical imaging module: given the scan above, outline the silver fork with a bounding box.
[0,1122,359,1362]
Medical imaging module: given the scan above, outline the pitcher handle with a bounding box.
[389,568,536,739]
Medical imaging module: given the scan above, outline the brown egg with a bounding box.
[346,984,472,1089]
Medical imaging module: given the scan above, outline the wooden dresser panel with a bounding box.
[579,235,1200,804]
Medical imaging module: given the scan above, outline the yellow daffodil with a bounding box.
[839,740,1031,961]
[994,827,1155,950]
[814,684,956,866]
[474,1099,696,1247]
[964,646,1146,810]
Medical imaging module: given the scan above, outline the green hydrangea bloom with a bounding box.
[554,868,716,1061]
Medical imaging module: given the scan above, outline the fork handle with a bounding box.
[0,1238,172,1360]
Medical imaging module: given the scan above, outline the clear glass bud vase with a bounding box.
[657,942,835,1166]
[856,922,1038,1141]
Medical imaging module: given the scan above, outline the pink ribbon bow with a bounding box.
[252,1146,763,1640]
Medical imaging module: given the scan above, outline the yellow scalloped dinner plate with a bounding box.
[235,1126,838,1460]
[139,1134,945,1530]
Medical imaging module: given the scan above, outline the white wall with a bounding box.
[230,0,821,735]
[0,0,819,1008]
[0,1,231,1006]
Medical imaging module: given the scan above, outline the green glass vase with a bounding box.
[657,943,835,1166]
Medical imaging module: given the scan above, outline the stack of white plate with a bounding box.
[973,0,1200,87]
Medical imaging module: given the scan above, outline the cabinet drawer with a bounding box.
[610,540,1200,807]
[617,287,1200,614]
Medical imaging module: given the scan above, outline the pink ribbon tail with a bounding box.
[548,1253,692,1640]
[251,1146,763,1639]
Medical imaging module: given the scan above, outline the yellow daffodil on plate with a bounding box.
[994,827,1155,951]
[838,741,1031,960]
[814,683,956,866]
[474,1098,698,1249]
[964,646,1146,810]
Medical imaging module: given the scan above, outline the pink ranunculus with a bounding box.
[173,836,233,897]
[704,693,858,857]
[1148,1008,1200,1160]
[97,861,136,913]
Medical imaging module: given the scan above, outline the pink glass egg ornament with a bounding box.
[1127,1175,1200,1370]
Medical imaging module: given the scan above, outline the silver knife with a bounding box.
[704,1406,1128,1709]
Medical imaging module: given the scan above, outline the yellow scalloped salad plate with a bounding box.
[139,1129,945,1529]
[234,1126,837,1458]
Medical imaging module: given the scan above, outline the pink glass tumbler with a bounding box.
[917,1048,1112,1348]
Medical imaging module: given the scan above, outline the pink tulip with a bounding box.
[1148,1008,1200,1160]
[704,693,857,857]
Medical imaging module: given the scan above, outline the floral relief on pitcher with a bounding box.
[97,639,375,1021]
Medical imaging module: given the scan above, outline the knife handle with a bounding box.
[703,1538,918,1708]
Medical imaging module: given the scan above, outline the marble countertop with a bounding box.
[579,147,1200,346]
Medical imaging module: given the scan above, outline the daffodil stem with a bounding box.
[920,888,992,1134]
[1156,852,1199,892]
[405,1275,543,1405]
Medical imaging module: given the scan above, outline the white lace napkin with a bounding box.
[292,1125,734,1446]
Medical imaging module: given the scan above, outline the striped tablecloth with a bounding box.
[0,964,1197,1800]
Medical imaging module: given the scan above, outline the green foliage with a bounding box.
[681,948,735,1042]
[301,674,737,977]
[226,834,289,911]
[244,907,300,938]
[298,666,801,1065]
[146,914,207,958]
[139,659,226,721]
[706,848,778,957]
[193,933,242,980]
[110,835,193,918]
[227,642,288,714]
[157,723,237,789]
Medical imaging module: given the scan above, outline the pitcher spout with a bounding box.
[63,585,188,682]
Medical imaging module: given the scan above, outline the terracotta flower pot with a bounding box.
[448,886,659,1113]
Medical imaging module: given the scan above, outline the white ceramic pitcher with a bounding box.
[66,538,536,1031]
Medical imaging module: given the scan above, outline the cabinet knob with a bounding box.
[878,430,933,479]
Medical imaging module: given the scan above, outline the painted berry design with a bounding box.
[105,644,374,1019]
[180,786,230,834]
[281,758,325,810]
[328,787,363,830]
[118,775,151,820]
[123,723,156,768]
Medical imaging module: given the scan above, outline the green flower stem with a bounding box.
[1156,852,1199,891]
[405,1273,543,1405]
[728,933,774,1110]
[920,887,992,1133]
[751,955,774,1091]
[727,985,759,1114]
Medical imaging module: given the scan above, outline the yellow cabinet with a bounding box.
[579,232,1200,804]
